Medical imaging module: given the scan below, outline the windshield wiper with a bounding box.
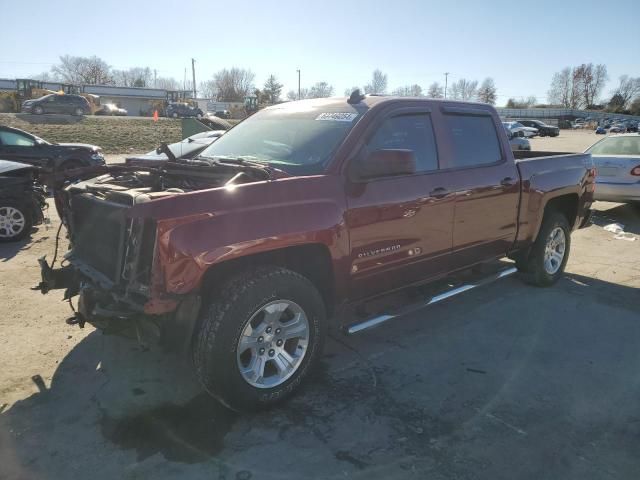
[194,155,274,179]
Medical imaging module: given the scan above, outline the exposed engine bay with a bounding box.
[64,161,268,206]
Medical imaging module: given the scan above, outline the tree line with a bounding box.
[546,64,640,114]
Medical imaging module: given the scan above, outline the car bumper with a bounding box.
[594,181,640,202]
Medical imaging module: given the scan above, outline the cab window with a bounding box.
[366,114,438,172]
[0,130,35,146]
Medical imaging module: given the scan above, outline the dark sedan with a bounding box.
[516,119,560,137]
[0,126,105,171]
[0,160,47,242]
[21,94,91,116]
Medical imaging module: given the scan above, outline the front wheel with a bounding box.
[0,201,32,242]
[192,266,326,411]
[33,105,44,115]
[518,211,571,286]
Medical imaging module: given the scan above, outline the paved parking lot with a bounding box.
[1,130,639,479]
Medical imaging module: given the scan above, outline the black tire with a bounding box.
[192,266,326,411]
[73,107,84,116]
[0,200,33,243]
[33,105,44,115]
[518,211,571,287]
[172,112,179,118]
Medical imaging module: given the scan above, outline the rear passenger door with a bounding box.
[438,107,520,269]
[345,108,455,299]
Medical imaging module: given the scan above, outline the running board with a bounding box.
[346,266,518,335]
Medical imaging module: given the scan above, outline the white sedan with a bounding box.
[503,121,539,138]
[585,134,640,204]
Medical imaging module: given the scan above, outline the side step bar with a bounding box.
[346,266,518,335]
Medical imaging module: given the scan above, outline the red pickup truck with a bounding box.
[39,93,595,411]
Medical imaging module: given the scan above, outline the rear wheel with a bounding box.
[73,107,84,116]
[0,201,32,242]
[33,105,44,115]
[518,211,571,287]
[192,266,326,411]
[172,112,179,118]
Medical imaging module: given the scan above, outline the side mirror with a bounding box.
[352,149,416,181]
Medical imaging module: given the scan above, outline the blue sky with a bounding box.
[0,0,637,106]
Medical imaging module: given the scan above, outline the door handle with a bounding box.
[500,177,515,187]
[429,187,449,198]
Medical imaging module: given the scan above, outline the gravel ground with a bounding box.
[1,130,639,480]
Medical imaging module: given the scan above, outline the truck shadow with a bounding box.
[0,229,50,262]
[1,273,639,479]
[591,202,640,235]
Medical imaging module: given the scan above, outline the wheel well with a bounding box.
[200,244,335,315]
[545,194,579,228]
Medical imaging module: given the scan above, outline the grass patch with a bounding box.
[0,114,182,154]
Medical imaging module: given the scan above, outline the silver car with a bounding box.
[585,134,640,204]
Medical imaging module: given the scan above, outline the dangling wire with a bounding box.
[50,222,64,269]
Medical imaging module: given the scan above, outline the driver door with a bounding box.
[344,108,455,300]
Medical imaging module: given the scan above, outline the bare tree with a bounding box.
[211,68,255,101]
[155,76,180,90]
[392,84,423,96]
[449,79,478,101]
[505,96,537,108]
[286,88,309,101]
[612,75,640,108]
[426,82,444,98]
[263,74,283,103]
[476,78,497,105]
[199,79,217,98]
[112,67,153,87]
[308,81,334,98]
[51,55,113,85]
[548,64,608,108]
[364,69,388,94]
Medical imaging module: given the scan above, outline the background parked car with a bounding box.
[516,119,559,137]
[0,159,47,242]
[213,110,231,119]
[503,121,538,138]
[585,134,640,205]
[95,103,128,116]
[21,94,91,116]
[125,130,225,166]
[0,126,104,171]
[609,124,626,133]
[506,129,531,151]
[165,102,204,119]
[595,126,607,134]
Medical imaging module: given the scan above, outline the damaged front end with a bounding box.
[36,161,268,349]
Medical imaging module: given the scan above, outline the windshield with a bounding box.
[588,136,640,155]
[198,104,362,174]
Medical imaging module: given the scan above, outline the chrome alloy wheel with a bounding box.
[0,206,26,239]
[543,226,566,275]
[236,300,310,389]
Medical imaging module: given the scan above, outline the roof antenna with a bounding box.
[348,89,365,104]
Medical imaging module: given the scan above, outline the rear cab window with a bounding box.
[443,113,502,169]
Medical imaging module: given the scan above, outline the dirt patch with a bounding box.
[0,113,182,154]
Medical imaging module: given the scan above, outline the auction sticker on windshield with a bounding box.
[315,112,359,122]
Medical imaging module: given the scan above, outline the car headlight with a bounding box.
[91,152,105,163]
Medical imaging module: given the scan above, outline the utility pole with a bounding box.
[191,58,197,98]
[183,68,186,90]
[444,72,449,99]
[154,69,157,88]
[296,69,301,100]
